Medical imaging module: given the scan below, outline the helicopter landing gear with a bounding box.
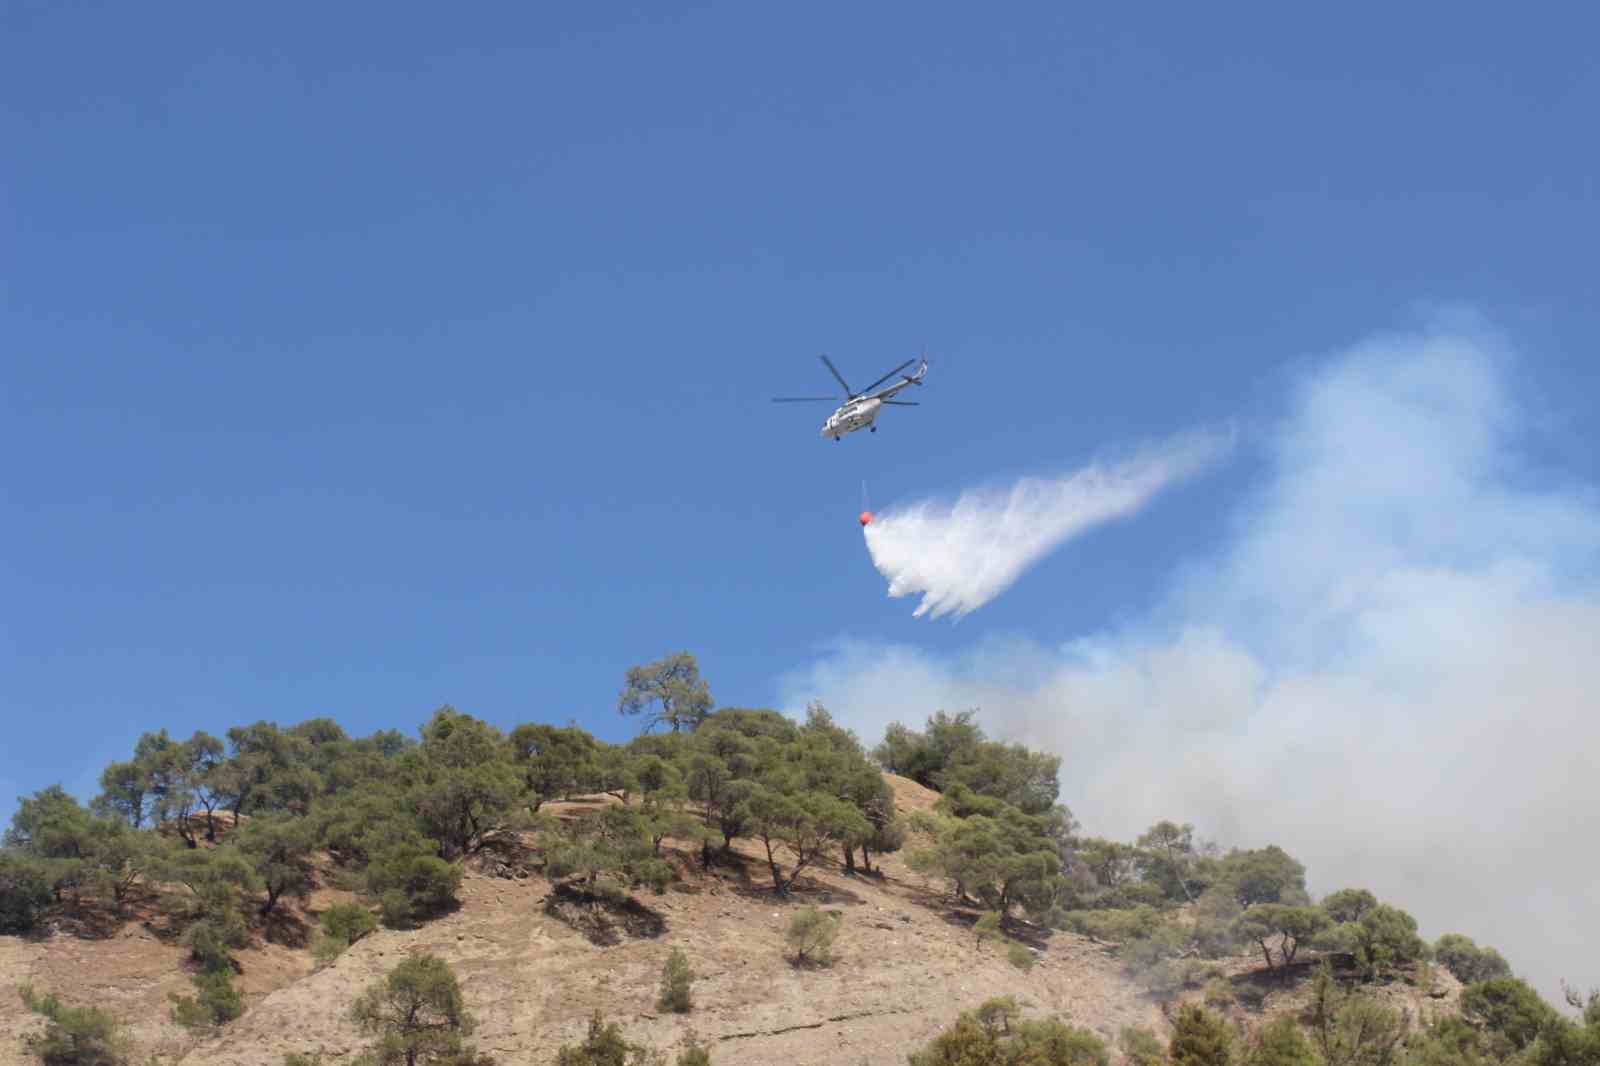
[870,426,877,433]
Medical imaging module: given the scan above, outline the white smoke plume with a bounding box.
[863,432,1232,618]
[783,321,1600,1008]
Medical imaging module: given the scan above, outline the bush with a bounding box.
[20,984,129,1065]
[630,857,673,895]
[311,932,348,967]
[658,947,694,1013]
[1120,1026,1167,1066]
[366,849,462,924]
[1007,941,1036,971]
[380,888,413,929]
[786,906,839,966]
[1169,1004,1232,1066]
[675,1031,712,1066]
[1202,978,1235,1009]
[556,1011,661,1065]
[0,853,53,934]
[909,1003,1109,1066]
[1241,1016,1318,1066]
[319,901,378,944]
[170,968,243,1029]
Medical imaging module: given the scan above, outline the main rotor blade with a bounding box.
[860,358,917,395]
[772,397,838,403]
[880,400,919,406]
[819,354,854,396]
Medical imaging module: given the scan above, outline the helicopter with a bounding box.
[772,355,929,441]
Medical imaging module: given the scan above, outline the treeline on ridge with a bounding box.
[3,652,1595,1066]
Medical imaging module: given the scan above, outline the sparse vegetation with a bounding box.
[556,1010,664,1065]
[19,985,129,1065]
[907,997,1109,1066]
[657,947,694,1013]
[786,905,839,966]
[1168,1004,1232,1066]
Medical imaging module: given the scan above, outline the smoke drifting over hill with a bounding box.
[861,431,1230,618]
[785,322,1600,1007]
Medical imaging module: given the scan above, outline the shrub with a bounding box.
[909,1003,1109,1066]
[1241,1016,1318,1066]
[556,1010,661,1065]
[319,901,378,944]
[20,985,129,1065]
[380,888,412,929]
[1169,1004,1232,1066]
[658,947,694,1013]
[170,968,243,1029]
[311,932,348,967]
[786,906,838,966]
[1120,1026,1167,1066]
[675,1031,712,1066]
[1007,941,1037,971]
[1202,978,1235,1010]
[366,849,462,923]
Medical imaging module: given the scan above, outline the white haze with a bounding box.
[781,323,1600,1008]
[863,432,1231,618]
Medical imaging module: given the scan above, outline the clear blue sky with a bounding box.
[4,2,1597,814]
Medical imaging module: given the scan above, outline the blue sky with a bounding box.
[5,0,1598,829]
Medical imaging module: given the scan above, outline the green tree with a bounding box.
[909,795,1062,921]
[657,947,694,1013]
[743,788,869,895]
[350,954,479,1066]
[234,812,317,915]
[410,708,523,860]
[1321,889,1378,924]
[1234,904,1330,969]
[619,652,714,733]
[1307,964,1408,1066]
[1217,846,1307,908]
[786,905,839,966]
[92,760,149,829]
[1459,976,1561,1054]
[6,785,99,901]
[1321,904,1427,980]
[508,724,598,809]
[19,985,128,1065]
[1169,1004,1232,1066]
[1433,934,1511,984]
[1136,821,1202,903]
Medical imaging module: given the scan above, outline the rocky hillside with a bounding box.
[0,775,1459,1066]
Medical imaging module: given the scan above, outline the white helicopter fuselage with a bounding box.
[821,397,881,439]
[818,365,924,439]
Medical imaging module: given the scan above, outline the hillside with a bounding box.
[0,775,1462,1066]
